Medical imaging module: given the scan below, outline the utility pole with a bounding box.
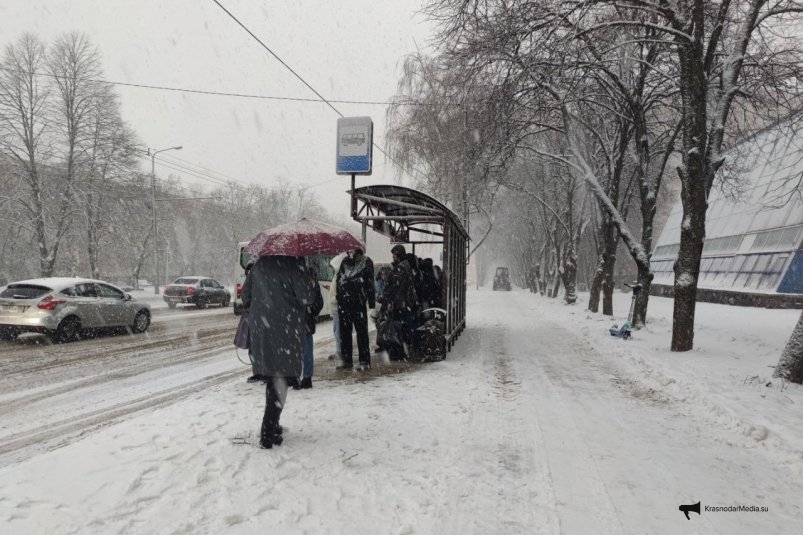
[151,145,183,294]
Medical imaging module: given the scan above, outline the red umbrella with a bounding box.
[244,218,364,258]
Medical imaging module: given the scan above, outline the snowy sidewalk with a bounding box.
[549,290,803,472]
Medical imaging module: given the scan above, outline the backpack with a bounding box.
[337,257,367,307]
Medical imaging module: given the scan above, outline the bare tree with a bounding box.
[43,32,103,276]
[0,33,54,275]
[425,0,803,350]
[573,0,803,350]
[81,85,138,278]
[386,55,505,258]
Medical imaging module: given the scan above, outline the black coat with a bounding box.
[336,253,375,311]
[306,280,324,335]
[386,258,417,312]
[241,256,316,377]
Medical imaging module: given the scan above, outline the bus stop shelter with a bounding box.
[349,185,469,351]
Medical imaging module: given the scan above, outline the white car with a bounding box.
[0,277,151,343]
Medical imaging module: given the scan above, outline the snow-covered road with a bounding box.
[0,289,800,534]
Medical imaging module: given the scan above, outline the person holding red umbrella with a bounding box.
[241,218,363,447]
[241,255,316,449]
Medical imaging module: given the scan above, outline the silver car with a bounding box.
[0,277,151,343]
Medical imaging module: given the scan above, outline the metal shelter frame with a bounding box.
[349,184,469,351]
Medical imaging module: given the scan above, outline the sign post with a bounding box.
[336,117,373,218]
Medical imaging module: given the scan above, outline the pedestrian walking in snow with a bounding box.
[336,248,375,370]
[241,255,316,449]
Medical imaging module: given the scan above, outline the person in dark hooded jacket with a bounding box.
[241,255,316,449]
[384,244,418,360]
[336,248,375,370]
[419,258,440,309]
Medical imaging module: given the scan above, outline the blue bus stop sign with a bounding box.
[336,117,373,175]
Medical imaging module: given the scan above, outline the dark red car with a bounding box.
[163,276,231,309]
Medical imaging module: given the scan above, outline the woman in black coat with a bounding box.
[241,255,316,448]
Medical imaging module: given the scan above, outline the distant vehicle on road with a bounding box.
[493,267,512,291]
[0,277,151,343]
[163,277,231,309]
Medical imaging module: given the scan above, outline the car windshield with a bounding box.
[172,278,199,285]
[239,248,254,270]
[0,284,52,299]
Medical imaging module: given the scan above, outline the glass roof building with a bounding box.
[652,122,803,295]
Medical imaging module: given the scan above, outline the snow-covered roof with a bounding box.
[654,121,803,255]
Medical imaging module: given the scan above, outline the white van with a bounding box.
[232,241,334,318]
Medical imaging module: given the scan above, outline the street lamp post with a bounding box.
[151,145,182,294]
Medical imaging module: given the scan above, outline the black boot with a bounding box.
[260,428,283,449]
[299,377,312,389]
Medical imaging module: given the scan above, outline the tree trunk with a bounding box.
[671,179,707,351]
[131,232,151,290]
[550,272,560,298]
[633,262,652,327]
[87,200,99,279]
[774,310,803,384]
[600,220,617,316]
[671,38,709,352]
[588,255,604,312]
[561,250,578,304]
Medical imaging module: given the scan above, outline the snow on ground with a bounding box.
[1,289,801,534]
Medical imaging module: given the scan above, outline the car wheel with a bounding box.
[196,299,207,309]
[167,302,177,309]
[0,328,17,341]
[221,295,230,308]
[131,310,151,333]
[51,316,81,343]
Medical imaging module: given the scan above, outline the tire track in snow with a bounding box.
[0,367,244,468]
[434,315,560,534]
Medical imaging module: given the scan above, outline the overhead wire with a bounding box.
[209,0,427,185]
[0,64,411,106]
[1,10,435,194]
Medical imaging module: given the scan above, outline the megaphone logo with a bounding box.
[679,501,701,520]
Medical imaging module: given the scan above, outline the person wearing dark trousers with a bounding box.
[242,255,316,449]
[385,244,419,360]
[336,248,375,371]
[297,267,323,389]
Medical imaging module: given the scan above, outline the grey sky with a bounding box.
[0,0,435,219]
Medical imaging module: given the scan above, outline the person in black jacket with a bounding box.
[419,257,440,309]
[336,248,375,370]
[297,266,324,389]
[385,244,418,360]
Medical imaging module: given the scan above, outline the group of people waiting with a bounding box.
[329,244,443,366]
[237,244,443,450]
